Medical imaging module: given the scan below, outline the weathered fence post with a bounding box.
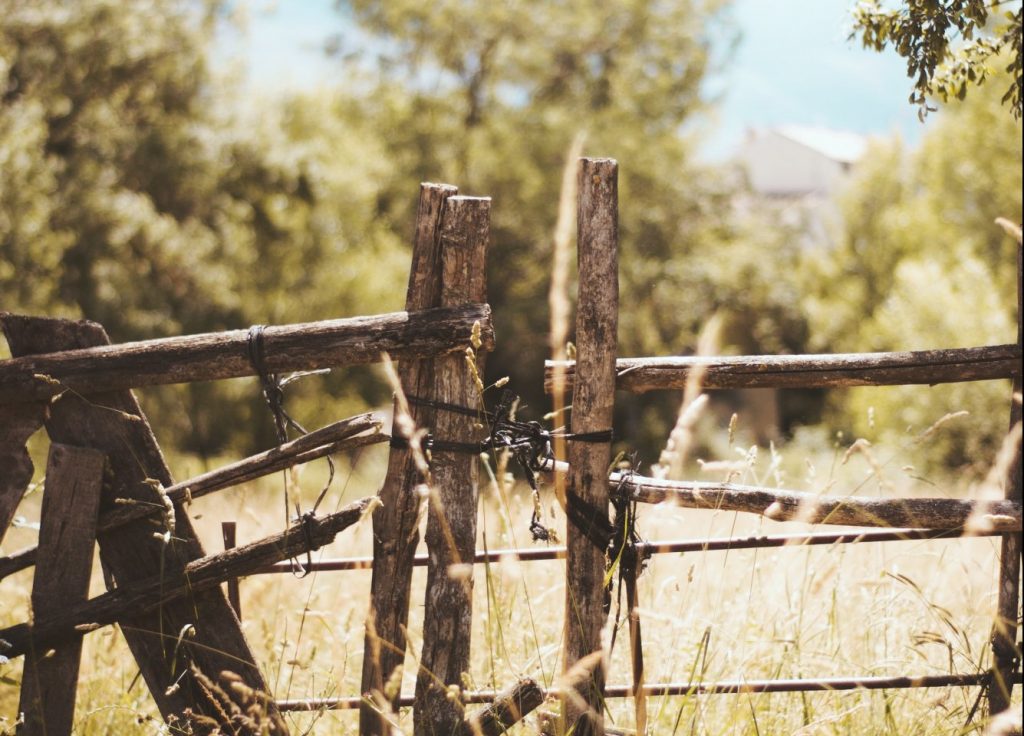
[361,183,457,734]
[17,444,104,736]
[990,239,1022,715]
[1,315,287,734]
[563,157,618,736]
[222,521,241,619]
[414,196,491,735]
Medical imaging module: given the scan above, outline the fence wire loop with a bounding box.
[398,390,613,543]
[246,324,335,578]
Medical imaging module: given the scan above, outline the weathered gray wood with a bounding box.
[361,182,457,735]
[2,316,287,735]
[460,678,544,736]
[563,157,618,736]
[17,444,104,736]
[0,304,494,404]
[0,401,47,546]
[415,196,491,736]
[991,240,1023,716]
[0,498,371,660]
[0,414,383,580]
[543,343,1020,394]
[612,468,1022,531]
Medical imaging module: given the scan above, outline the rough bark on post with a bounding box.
[0,315,287,735]
[563,157,618,736]
[361,183,457,734]
[990,240,1023,715]
[415,196,491,736]
[18,444,104,736]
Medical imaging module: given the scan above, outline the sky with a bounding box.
[220,0,928,160]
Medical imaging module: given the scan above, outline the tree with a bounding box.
[334,0,815,455]
[802,73,1022,471]
[851,0,1023,119]
[0,0,408,456]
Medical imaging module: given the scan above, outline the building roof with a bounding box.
[774,125,869,164]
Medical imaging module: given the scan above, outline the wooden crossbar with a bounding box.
[0,304,493,404]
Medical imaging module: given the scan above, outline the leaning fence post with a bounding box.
[361,183,457,734]
[563,157,618,736]
[414,196,491,735]
[18,443,105,736]
[990,238,1022,715]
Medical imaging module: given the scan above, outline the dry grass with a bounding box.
[1,408,1019,735]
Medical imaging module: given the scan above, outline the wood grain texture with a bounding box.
[563,158,618,736]
[461,678,544,736]
[0,498,371,659]
[414,196,490,736]
[17,444,104,736]
[0,414,382,581]
[613,469,1022,531]
[544,343,1021,394]
[0,400,46,547]
[2,316,288,735]
[0,304,494,404]
[990,241,1023,716]
[361,183,457,735]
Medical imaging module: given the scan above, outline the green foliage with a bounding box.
[0,0,408,455]
[851,0,1023,119]
[804,73,1022,472]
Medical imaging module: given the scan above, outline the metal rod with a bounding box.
[275,672,1017,711]
[254,527,1003,574]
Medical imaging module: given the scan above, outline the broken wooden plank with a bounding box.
[2,315,288,734]
[563,157,619,736]
[361,182,456,735]
[460,678,545,736]
[543,344,1021,394]
[415,196,491,736]
[18,444,104,736]
[0,414,383,580]
[0,498,372,659]
[0,304,494,404]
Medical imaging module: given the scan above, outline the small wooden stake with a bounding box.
[415,196,491,735]
[18,443,104,736]
[361,182,457,735]
[626,568,647,735]
[990,240,1023,716]
[222,521,241,620]
[461,678,545,736]
[563,157,619,736]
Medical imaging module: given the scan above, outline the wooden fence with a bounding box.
[0,164,1020,736]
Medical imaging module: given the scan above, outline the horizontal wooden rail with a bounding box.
[0,498,374,659]
[275,672,1017,710]
[536,460,1022,532]
[0,414,385,580]
[544,344,1020,394]
[252,527,1004,574]
[0,304,494,404]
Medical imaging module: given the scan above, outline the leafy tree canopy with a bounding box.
[850,0,1023,119]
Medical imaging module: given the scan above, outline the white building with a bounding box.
[736,125,869,198]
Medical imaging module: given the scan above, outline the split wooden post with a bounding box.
[361,183,457,734]
[222,521,241,620]
[0,316,288,734]
[990,240,1023,715]
[563,157,619,736]
[414,196,491,735]
[17,444,104,736]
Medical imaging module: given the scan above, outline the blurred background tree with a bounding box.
[1,0,1019,474]
[802,70,1022,474]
